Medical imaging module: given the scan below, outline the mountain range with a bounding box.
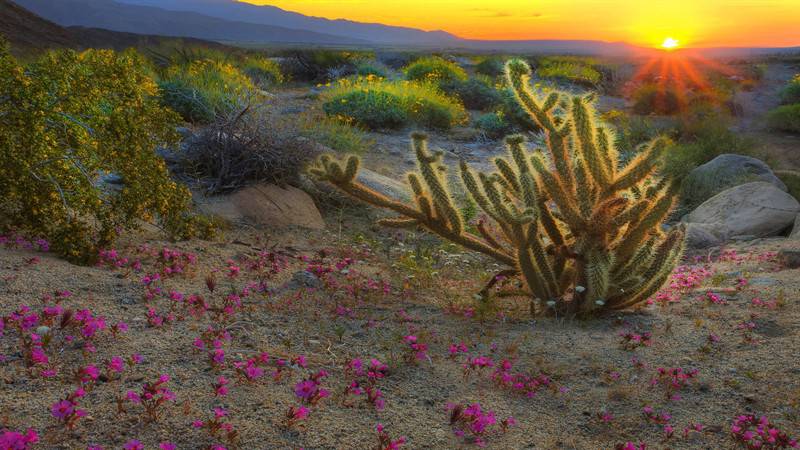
[6,0,799,55]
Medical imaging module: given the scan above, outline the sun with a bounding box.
[661,37,680,50]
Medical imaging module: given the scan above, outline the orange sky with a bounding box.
[241,0,800,48]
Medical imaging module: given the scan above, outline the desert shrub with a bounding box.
[475,111,514,140]
[475,57,506,78]
[0,44,209,263]
[534,56,602,87]
[603,110,664,161]
[376,51,418,70]
[176,105,318,194]
[279,49,361,82]
[441,76,503,111]
[779,75,800,104]
[355,60,389,78]
[774,170,800,201]
[663,107,753,183]
[240,55,284,87]
[632,83,682,115]
[159,59,255,123]
[766,104,800,133]
[321,76,467,130]
[299,114,374,155]
[312,59,685,316]
[404,56,467,84]
[497,87,539,131]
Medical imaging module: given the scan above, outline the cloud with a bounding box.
[467,8,544,18]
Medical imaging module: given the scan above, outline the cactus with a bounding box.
[310,59,685,316]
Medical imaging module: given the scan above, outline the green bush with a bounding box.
[159,59,255,123]
[775,170,800,201]
[535,56,602,87]
[0,44,210,263]
[766,104,800,133]
[240,55,283,87]
[299,114,374,154]
[632,83,682,115]
[779,75,800,105]
[355,61,389,78]
[475,57,505,78]
[441,76,503,111]
[321,77,466,130]
[497,87,539,131]
[279,49,362,82]
[404,56,467,84]
[475,111,514,140]
[603,110,664,162]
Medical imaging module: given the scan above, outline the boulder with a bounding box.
[790,213,800,239]
[683,182,800,241]
[195,183,324,230]
[681,154,787,209]
[684,223,725,249]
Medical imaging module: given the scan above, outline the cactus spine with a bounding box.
[310,59,685,316]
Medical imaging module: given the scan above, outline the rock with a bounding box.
[684,223,724,249]
[356,168,411,201]
[286,270,322,290]
[681,154,787,209]
[683,182,800,241]
[195,183,324,230]
[790,214,800,239]
[777,249,800,268]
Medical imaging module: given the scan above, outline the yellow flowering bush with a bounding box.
[240,55,284,88]
[404,56,467,84]
[321,76,467,130]
[0,43,211,263]
[159,59,256,123]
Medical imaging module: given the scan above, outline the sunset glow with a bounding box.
[241,0,800,48]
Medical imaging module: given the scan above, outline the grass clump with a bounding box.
[534,56,602,87]
[240,55,284,88]
[404,56,467,84]
[779,74,800,105]
[441,76,503,111]
[321,76,467,130]
[159,59,256,124]
[299,114,374,155]
[767,104,800,133]
[475,57,506,78]
[475,111,515,140]
[0,43,211,263]
[632,83,682,115]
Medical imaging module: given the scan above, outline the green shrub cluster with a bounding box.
[441,75,503,111]
[355,60,389,78]
[474,57,505,78]
[404,56,467,84]
[279,49,367,82]
[299,114,374,155]
[0,43,211,263]
[534,56,603,87]
[779,74,800,105]
[632,83,682,115]
[159,59,256,124]
[321,76,467,130]
[240,55,284,88]
[475,111,515,139]
[766,104,800,133]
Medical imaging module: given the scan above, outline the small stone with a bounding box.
[777,248,800,268]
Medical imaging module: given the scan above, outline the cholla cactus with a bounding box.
[310,59,685,316]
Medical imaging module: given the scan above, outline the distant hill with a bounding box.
[14,0,369,46]
[0,0,233,55]
[114,0,460,46]
[0,0,75,52]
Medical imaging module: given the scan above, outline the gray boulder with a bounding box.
[683,181,800,242]
[681,154,787,209]
[356,168,411,201]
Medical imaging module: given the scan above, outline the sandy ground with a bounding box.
[1,216,799,449]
